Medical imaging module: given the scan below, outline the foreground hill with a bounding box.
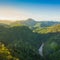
[0,42,19,60]
[33,24,60,60]
[41,25,60,60]
[43,32,60,60]
[0,24,43,60]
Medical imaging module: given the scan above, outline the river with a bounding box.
[38,43,44,56]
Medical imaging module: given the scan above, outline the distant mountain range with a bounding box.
[0,18,60,27]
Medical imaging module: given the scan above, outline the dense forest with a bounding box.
[0,19,60,60]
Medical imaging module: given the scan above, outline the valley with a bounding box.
[0,19,60,60]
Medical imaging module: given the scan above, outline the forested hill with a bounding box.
[0,19,60,60]
[0,24,42,60]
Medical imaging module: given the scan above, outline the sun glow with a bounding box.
[0,7,29,21]
[0,6,60,21]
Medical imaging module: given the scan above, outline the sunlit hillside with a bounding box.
[34,24,60,34]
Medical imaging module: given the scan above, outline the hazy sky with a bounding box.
[0,0,60,21]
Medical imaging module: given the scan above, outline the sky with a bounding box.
[0,0,60,21]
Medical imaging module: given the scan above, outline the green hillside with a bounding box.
[0,42,19,60]
[34,24,60,34]
[0,24,43,60]
[0,19,60,60]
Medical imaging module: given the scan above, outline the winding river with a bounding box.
[38,43,44,56]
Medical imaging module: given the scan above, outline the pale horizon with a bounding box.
[0,0,60,21]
